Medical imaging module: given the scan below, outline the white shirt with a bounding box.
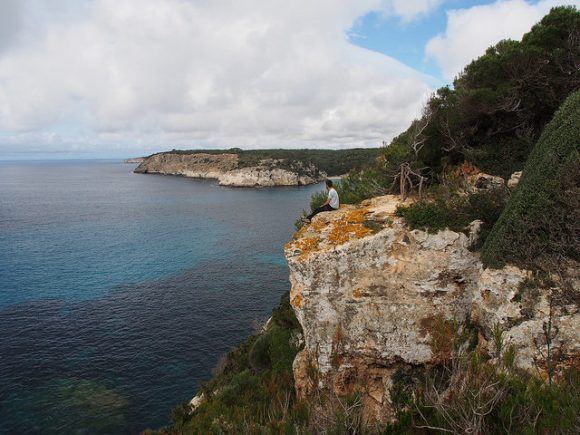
[328,187,339,209]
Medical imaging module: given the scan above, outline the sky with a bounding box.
[0,0,574,159]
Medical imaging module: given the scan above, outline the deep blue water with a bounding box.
[0,160,321,434]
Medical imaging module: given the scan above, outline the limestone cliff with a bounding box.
[284,195,579,423]
[134,152,325,187]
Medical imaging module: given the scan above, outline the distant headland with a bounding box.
[132,148,380,187]
[123,157,145,164]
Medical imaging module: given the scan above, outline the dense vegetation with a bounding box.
[482,90,580,269]
[382,5,579,181]
[156,148,381,176]
[395,188,508,249]
[388,321,579,434]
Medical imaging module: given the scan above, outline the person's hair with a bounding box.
[325,179,333,188]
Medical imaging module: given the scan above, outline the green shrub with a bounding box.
[482,90,580,269]
[395,189,508,248]
[396,198,461,233]
[248,333,271,372]
[406,363,580,434]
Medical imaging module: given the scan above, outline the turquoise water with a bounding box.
[0,160,322,433]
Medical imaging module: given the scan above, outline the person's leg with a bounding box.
[306,204,333,221]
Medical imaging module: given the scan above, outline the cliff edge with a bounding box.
[284,195,579,423]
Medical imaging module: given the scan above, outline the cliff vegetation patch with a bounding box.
[395,188,508,249]
[482,89,580,270]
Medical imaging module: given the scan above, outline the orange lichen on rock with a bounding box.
[309,218,327,231]
[291,293,304,308]
[345,208,370,223]
[286,217,328,254]
[286,206,379,257]
[294,236,320,259]
[290,224,309,241]
[327,208,371,246]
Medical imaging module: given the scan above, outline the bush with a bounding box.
[395,189,508,248]
[387,322,580,435]
[396,198,462,233]
[482,90,580,269]
[406,360,580,434]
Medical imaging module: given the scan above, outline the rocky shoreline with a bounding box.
[134,152,326,187]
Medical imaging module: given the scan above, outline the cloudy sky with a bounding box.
[0,0,572,158]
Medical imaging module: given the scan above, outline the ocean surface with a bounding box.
[0,160,322,434]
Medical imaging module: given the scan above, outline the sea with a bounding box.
[0,159,322,434]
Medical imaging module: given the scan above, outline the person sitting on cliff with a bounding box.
[303,179,339,223]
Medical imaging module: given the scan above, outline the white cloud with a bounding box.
[426,0,572,81]
[390,0,444,22]
[0,0,439,156]
[0,0,23,54]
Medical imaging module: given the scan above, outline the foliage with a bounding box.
[381,6,579,182]
[482,89,580,269]
[409,360,580,434]
[395,188,508,248]
[388,324,580,435]
[155,147,381,176]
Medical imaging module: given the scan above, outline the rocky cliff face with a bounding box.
[217,166,321,187]
[134,152,325,187]
[284,195,579,423]
[134,152,238,179]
